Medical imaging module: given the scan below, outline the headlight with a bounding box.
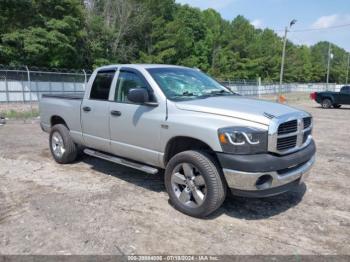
[218,126,268,154]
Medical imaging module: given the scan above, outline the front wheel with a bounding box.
[164,150,226,218]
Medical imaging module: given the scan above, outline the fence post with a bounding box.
[257,77,261,99]
[82,69,87,90]
[5,70,9,103]
[73,74,77,93]
[62,78,65,93]
[25,66,34,119]
[35,80,39,102]
[21,78,25,103]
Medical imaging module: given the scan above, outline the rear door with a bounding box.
[108,68,165,166]
[81,69,116,152]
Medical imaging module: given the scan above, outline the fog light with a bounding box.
[255,175,273,190]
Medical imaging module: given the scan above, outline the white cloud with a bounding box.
[176,0,235,11]
[251,19,264,29]
[311,14,350,29]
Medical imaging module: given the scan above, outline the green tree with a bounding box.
[0,0,87,68]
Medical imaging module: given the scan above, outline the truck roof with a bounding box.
[95,64,190,71]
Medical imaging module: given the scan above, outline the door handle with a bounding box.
[111,110,122,117]
[83,106,91,112]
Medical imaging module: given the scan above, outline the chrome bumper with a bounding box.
[223,155,315,191]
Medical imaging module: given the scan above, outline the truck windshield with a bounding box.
[147,67,234,100]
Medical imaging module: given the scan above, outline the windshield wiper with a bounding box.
[205,89,234,96]
[171,91,198,99]
[182,91,195,96]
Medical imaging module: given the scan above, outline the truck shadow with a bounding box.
[209,184,306,220]
[82,156,306,220]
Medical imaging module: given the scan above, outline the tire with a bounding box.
[164,150,226,218]
[49,124,78,164]
[333,104,341,108]
[321,98,332,109]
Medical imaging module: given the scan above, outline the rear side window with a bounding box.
[342,86,350,93]
[90,70,115,100]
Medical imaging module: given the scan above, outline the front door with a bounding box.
[81,69,116,152]
[108,68,165,166]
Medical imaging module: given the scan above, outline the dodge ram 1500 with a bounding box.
[40,64,316,217]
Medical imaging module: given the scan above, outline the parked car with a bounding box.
[39,64,316,217]
[0,115,5,125]
[310,86,350,108]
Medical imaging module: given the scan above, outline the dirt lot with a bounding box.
[0,100,349,255]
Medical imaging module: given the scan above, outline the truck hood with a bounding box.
[175,96,302,125]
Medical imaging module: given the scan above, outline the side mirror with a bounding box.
[127,88,151,104]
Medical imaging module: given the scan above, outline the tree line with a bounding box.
[0,0,349,83]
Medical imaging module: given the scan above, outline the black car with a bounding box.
[310,86,350,108]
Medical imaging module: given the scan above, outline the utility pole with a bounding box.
[279,19,297,98]
[279,26,288,86]
[346,53,350,85]
[326,43,332,89]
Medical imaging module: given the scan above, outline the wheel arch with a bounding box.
[321,95,335,104]
[51,115,69,129]
[163,136,218,166]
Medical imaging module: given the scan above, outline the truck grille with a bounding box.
[275,117,312,153]
[303,117,312,129]
[278,120,297,135]
[277,136,297,150]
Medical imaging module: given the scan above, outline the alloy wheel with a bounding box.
[171,163,207,208]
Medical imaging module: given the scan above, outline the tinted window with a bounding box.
[341,86,350,93]
[115,71,149,103]
[90,70,115,100]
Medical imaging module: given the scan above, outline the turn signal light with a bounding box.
[219,133,228,144]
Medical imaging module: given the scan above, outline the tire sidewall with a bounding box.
[165,151,224,217]
[49,124,75,164]
[322,99,331,108]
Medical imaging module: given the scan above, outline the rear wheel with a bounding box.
[165,150,226,218]
[321,99,332,109]
[333,104,341,108]
[49,124,78,164]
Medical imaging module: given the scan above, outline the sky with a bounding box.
[176,0,350,52]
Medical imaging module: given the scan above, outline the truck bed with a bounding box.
[39,93,83,141]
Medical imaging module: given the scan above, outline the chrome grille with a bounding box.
[278,120,298,135]
[269,113,313,155]
[303,117,312,129]
[277,135,297,150]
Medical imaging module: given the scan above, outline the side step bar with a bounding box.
[84,149,158,175]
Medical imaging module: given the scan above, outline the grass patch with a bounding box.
[1,109,39,119]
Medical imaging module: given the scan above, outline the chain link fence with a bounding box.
[0,65,345,103]
[219,78,342,97]
[0,66,92,103]
[225,83,341,97]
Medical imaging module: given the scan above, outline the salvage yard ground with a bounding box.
[0,99,349,255]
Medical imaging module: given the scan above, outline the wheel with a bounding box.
[164,150,226,218]
[333,104,341,108]
[49,124,78,164]
[321,99,332,109]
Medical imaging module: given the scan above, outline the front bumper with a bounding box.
[217,141,316,197]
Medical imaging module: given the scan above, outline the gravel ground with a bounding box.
[0,100,349,255]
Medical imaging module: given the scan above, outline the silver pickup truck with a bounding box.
[40,64,316,217]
